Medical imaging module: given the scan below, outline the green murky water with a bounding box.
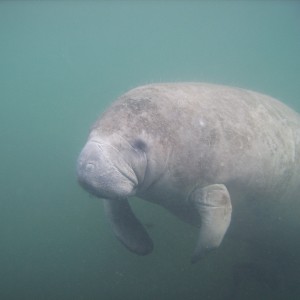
[1,1,299,299]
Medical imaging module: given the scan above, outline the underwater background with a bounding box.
[1,1,300,299]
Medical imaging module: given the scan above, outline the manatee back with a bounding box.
[132,83,300,198]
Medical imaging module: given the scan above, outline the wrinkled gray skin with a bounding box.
[77,83,300,263]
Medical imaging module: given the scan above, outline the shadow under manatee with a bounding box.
[221,236,300,300]
[224,262,280,300]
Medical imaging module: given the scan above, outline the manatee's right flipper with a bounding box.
[190,184,232,263]
[103,198,153,255]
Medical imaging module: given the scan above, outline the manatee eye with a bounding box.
[132,139,147,152]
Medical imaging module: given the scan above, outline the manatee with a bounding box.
[77,83,300,263]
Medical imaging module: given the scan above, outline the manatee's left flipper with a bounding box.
[103,198,153,256]
[190,184,232,263]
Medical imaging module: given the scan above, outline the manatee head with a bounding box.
[77,132,148,200]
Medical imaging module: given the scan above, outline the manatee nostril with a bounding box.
[86,163,95,172]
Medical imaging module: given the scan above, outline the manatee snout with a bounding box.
[77,140,138,199]
[77,141,102,194]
